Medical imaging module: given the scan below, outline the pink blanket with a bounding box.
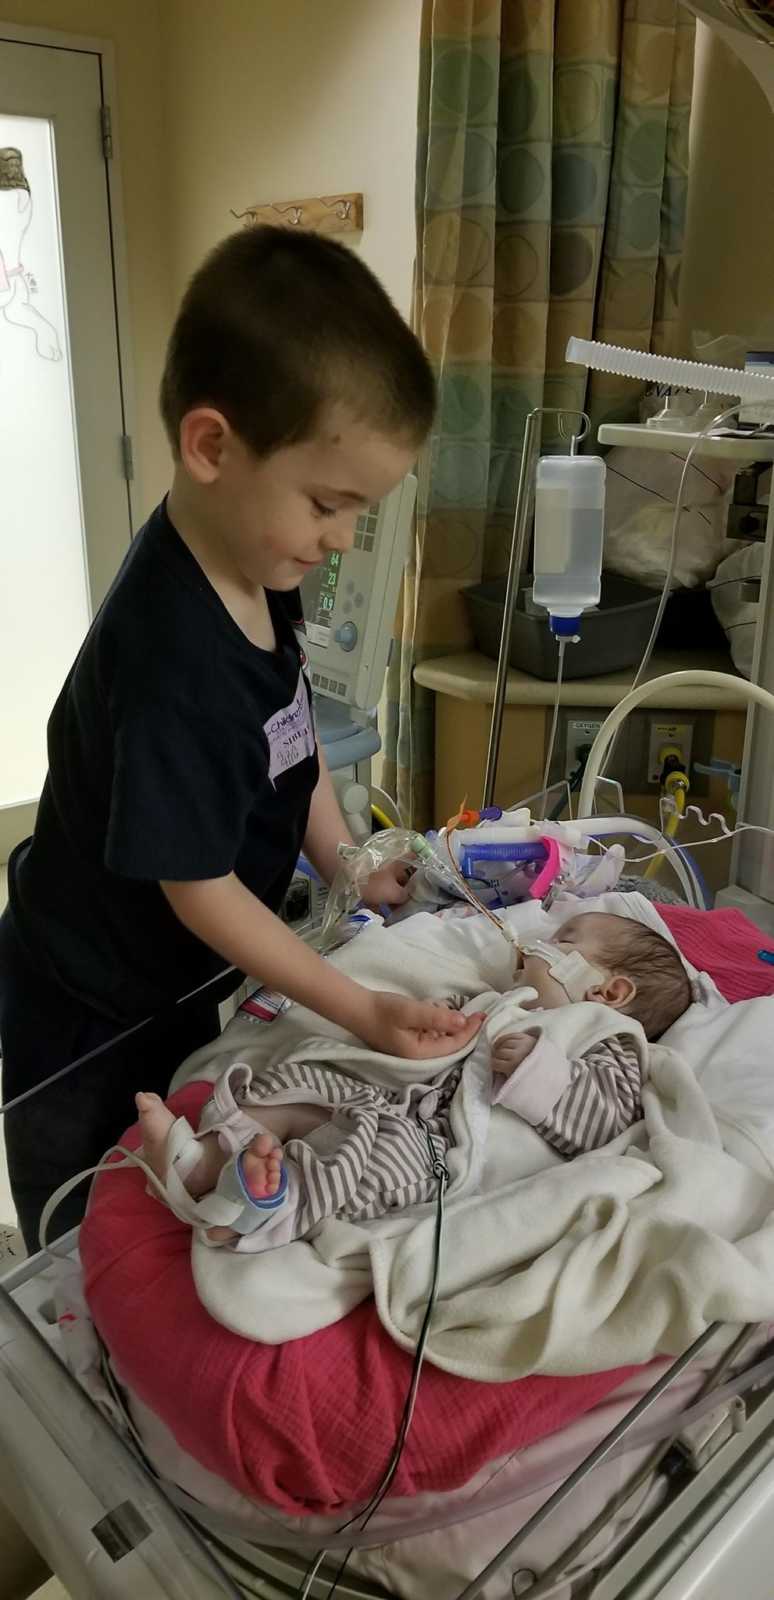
[80,903,771,1516]
[658,903,774,1002]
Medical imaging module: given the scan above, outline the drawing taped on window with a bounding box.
[0,145,61,362]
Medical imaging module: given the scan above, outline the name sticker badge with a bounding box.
[240,987,291,1024]
[264,669,316,785]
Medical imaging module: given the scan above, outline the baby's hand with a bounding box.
[491,1032,536,1079]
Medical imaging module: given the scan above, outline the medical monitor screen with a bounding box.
[301,550,342,648]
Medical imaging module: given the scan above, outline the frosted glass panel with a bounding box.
[0,116,88,807]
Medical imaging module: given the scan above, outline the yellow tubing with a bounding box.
[371,803,396,830]
[643,777,686,880]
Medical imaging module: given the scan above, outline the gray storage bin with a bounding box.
[463,572,660,681]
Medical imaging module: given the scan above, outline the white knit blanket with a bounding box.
[170,895,774,1378]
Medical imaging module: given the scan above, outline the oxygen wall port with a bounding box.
[552,708,713,796]
[565,719,603,779]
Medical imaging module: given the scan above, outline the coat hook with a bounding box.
[231,192,363,235]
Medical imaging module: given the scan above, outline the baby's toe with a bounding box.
[264,1152,283,1194]
[136,1092,175,1183]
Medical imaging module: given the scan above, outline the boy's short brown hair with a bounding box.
[160,226,436,457]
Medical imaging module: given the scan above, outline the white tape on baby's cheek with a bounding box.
[520,941,606,1003]
[550,950,607,1002]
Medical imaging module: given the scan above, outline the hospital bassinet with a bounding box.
[3,900,774,1599]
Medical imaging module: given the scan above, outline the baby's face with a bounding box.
[515,914,612,1010]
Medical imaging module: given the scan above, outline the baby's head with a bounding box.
[516,912,692,1041]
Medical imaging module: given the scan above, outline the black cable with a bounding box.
[298,1120,449,1599]
[0,964,237,1119]
[548,746,590,823]
[324,1149,448,1597]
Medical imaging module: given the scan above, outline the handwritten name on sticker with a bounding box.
[264,670,316,785]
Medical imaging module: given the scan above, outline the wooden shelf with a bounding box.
[414,648,747,710]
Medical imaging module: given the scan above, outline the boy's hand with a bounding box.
[358,992,484,1060]
[491,1032,536,1079]
[360,860,413,911]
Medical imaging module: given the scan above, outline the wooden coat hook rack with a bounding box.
[231,192,363,236]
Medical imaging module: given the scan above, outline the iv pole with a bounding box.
[481,408,590,809]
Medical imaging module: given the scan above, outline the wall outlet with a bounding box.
[647,721,693,784]
[566,718,604,778]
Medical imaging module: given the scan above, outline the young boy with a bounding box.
[0,227,479,1252]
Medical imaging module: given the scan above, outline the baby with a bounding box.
[490,913,691,1157]
[137,912,691,1248]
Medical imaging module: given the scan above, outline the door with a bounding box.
[0,35,132,863]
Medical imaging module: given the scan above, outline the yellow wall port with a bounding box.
[647,721,693,784]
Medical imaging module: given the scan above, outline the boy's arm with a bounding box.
[302,742,353,886]
[302,742,411,908]
[161,873,482,1060]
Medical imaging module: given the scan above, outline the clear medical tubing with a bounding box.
[570,814,700,907]
[579,672,774,818]
[566,336,774,403]
[318,830,428,948]
[592,402,739,794]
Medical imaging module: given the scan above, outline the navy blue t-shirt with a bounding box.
[9,501,319,1022]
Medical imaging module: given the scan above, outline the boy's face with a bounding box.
[184,406,418,590]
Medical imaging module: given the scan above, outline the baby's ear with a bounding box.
[586,975,636,1011]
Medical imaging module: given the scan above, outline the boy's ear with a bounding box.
[585,975,636,1012]
[178,407,230,483]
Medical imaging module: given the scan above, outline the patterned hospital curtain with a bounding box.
[382,0,695,828]
[708,1,774,41]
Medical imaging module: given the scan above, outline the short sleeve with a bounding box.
[105,696,265,882]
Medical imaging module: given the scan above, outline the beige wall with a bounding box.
[160,0,421,319]
[7,7,770,528]
[678,20,774,358]
[1,0,172,512]
[3,1,421,511]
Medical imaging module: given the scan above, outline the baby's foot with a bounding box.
[136,1092,221,1198]
[206,1132,283,1245]
[136,1092,283,1244]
